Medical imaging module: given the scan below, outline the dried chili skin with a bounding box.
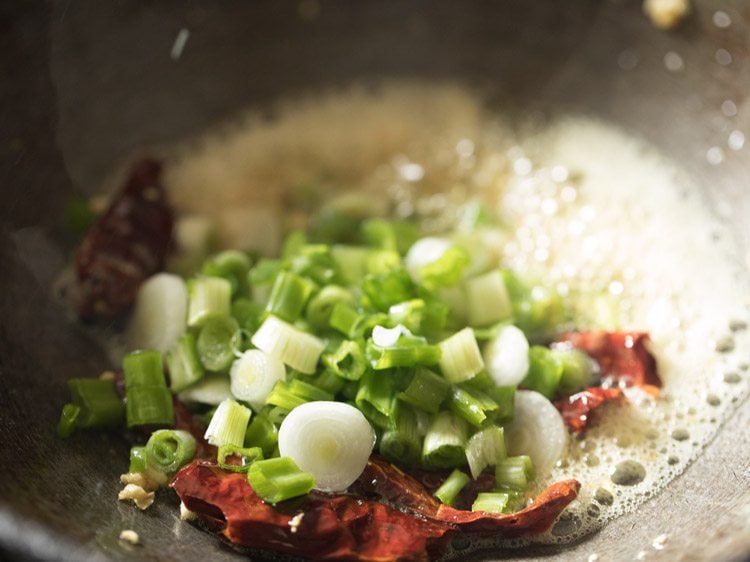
[172,458,580,562]
[74,158,173,320]
[554,387,624,432]
[556,331,660,389]
[553,331,661,430]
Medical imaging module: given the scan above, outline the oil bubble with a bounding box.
[611,460,646,486]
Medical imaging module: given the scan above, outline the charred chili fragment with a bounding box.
[74,158,173,320]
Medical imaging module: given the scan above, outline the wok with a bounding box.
[1,1,749,560]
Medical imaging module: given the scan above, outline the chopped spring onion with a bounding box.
[361,269,415,311]
[447,385,496,428]
[289,244,342,286]
[248,258,283,305]
[421,411,468,469]
[288,378,334,402]
[328,302,365,338]
[465,425,506,479]
[231,297,265,333]
[247,456,316,504]
[404,237,452,281]
[495,455,534,491]
[398,368,450,414]
[65,378,124,430]
[265,381,307,411]
[330,245,370,285]
[196,315,241,373]
[501,270,566,342]
[379,401,422,467]
[483,325,530,387]
[126,273,187,354]
[204,398,252,448]
[201,250,252,297]
[265,271,315,322]
[366,335,441,370]
[504,390,567,477]
[416,245,470,288]
[123,350,166,389]
[123,351,173,427]
[552,346,597,394]
[472,492,510,514]
[230,349,287,411]
[126,387,174,428]
[438,327,484,383]
[465,269,512,327]
[244,412,279,458]
[278,401,375,492]
[144,429,197,475]
[310,369,347,394]
[187,276,232,328]
[56,403,81,438]
[251,315,326,374]
[372,324,410,347]
[521,345,563,399]
[177,373,233,405]
[434,469,470,506]
[321,339,366,381]
[366,249,401,274]
[486,384,515,424]
[129,446,147,473]
[166,332,205,392]
[355,369,395,429]
[362,217,421,255]
[306,285,355,331]
[217,444,263,473]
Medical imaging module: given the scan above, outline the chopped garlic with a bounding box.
[643,0,691,30]
[120,470,167,491]
[119,529,140,545]
[118,484,155,510]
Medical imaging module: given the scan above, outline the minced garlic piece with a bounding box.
[118,484,155,510]
[119,529,140,545]
[120,470,167,491]
[643,0,691,30]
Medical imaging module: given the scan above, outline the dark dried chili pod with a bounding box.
[73,158,173,320]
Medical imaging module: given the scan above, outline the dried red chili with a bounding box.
[74,158,173,320]
[556,331,660,389]
[554,387,624,431]
[553,331,661,431]
[172,459,579,561]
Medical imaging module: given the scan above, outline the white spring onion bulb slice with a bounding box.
[483,325,530,387]
[278,401,376,492]
[126,273,187,353]
[230,350,286,412]
[404,237,452,281]
[251,315,325,374]
[504,390,567,477]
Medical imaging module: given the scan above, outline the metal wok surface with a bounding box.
[1,1,749,561]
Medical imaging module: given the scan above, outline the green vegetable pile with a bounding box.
[59,213,595,513]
